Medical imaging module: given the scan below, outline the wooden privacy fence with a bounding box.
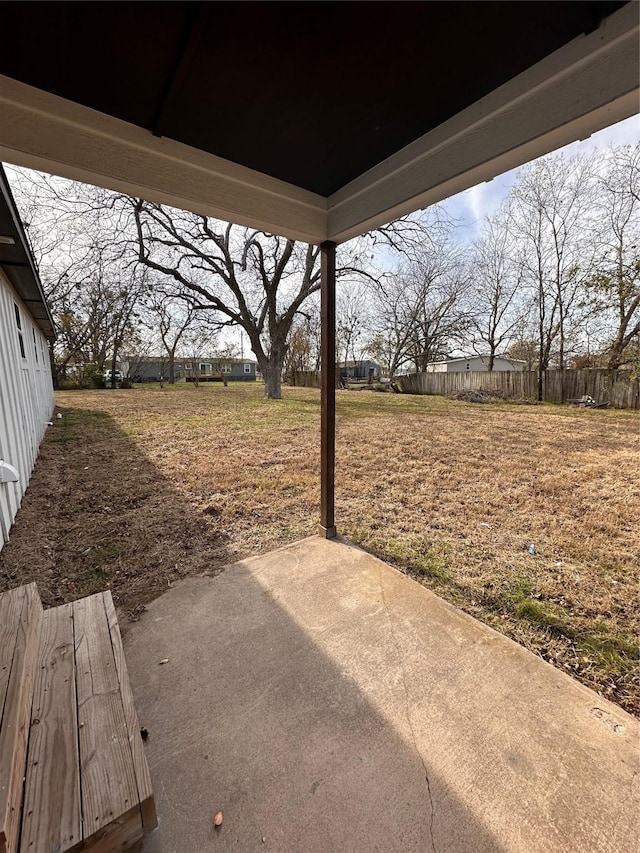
[397,369,639,409]
[289,370,342,388]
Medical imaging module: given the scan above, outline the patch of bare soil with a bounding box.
[0,406,232,625]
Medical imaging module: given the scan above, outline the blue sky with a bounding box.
[441,114,640,240]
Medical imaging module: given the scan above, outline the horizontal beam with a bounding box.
[0,77,328,244]
[327,3,639,243]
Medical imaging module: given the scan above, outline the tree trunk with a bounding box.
[262,357,283,399]
[168,351,175,384]
[607,351,622,371]
[110,352,118,389]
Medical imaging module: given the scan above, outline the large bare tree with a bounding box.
[142,291,197,384]
[132,200,321,398]
[131,199,420,398]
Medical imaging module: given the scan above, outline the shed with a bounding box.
[425,356,527,373]
[340,360,382,381]
[0,166,55,550]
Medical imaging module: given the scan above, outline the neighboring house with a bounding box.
[121,356,257,382]
[0,165,55,551]
[340,360,381,381]
[425,356,527,373]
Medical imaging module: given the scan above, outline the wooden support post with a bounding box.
[319,240,337,539]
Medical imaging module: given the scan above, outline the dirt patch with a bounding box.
[1,384,638,713]
[0,406,232,624]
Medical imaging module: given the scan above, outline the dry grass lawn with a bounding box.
[1,383,638,715]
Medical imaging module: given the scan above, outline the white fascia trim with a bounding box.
[0,76,328,244]
[328,3,640,243]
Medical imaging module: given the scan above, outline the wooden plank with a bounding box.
[20,604,82,853]
[0,587,25,731]
[103,592,157,832]
[83,804,142,853]
[0,586,27,853]
[0,584,42,853]
[73,594,140,843]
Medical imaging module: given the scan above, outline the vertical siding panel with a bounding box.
[0,277,28,481]
[0,278,23,539]
[0,271,54,551]
[0,284,16,543]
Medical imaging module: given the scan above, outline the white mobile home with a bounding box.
[0,165,55,550]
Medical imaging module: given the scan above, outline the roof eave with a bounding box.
[0,4,636,246]
[0,165,55,341]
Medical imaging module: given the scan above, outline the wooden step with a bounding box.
[20,592,156,853]
[0,584,42,853]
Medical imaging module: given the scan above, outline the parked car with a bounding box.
[104,369,123,384]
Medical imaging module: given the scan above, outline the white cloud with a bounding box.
[443,114,639,237]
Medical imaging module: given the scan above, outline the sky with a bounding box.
[441,114,640,240]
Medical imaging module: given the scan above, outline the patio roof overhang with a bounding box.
[0,2,636,246]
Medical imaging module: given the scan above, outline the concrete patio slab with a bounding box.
[123,536,639,853]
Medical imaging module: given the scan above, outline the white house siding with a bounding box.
[0,269,54,549]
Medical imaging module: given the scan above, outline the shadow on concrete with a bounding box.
[130,566,504,852]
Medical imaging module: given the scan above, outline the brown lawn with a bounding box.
[1,383,638,715]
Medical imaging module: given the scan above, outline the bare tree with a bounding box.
[367,281,416,377]
[132,200,323,398]
[587,144,640,370]
[367,211,470,374]
[131,196,448,398]
[336,283,371,376]
[7,167,147,387]
[179,320,220,388]
[143,291,197,383]
[470,202,527,370]
[511,153,598,398]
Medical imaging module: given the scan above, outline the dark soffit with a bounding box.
[0,1,629,196]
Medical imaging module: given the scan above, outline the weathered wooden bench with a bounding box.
[0,583,156,853]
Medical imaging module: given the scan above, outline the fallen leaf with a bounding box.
[214,810,224,827]
[159,658,169,665]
